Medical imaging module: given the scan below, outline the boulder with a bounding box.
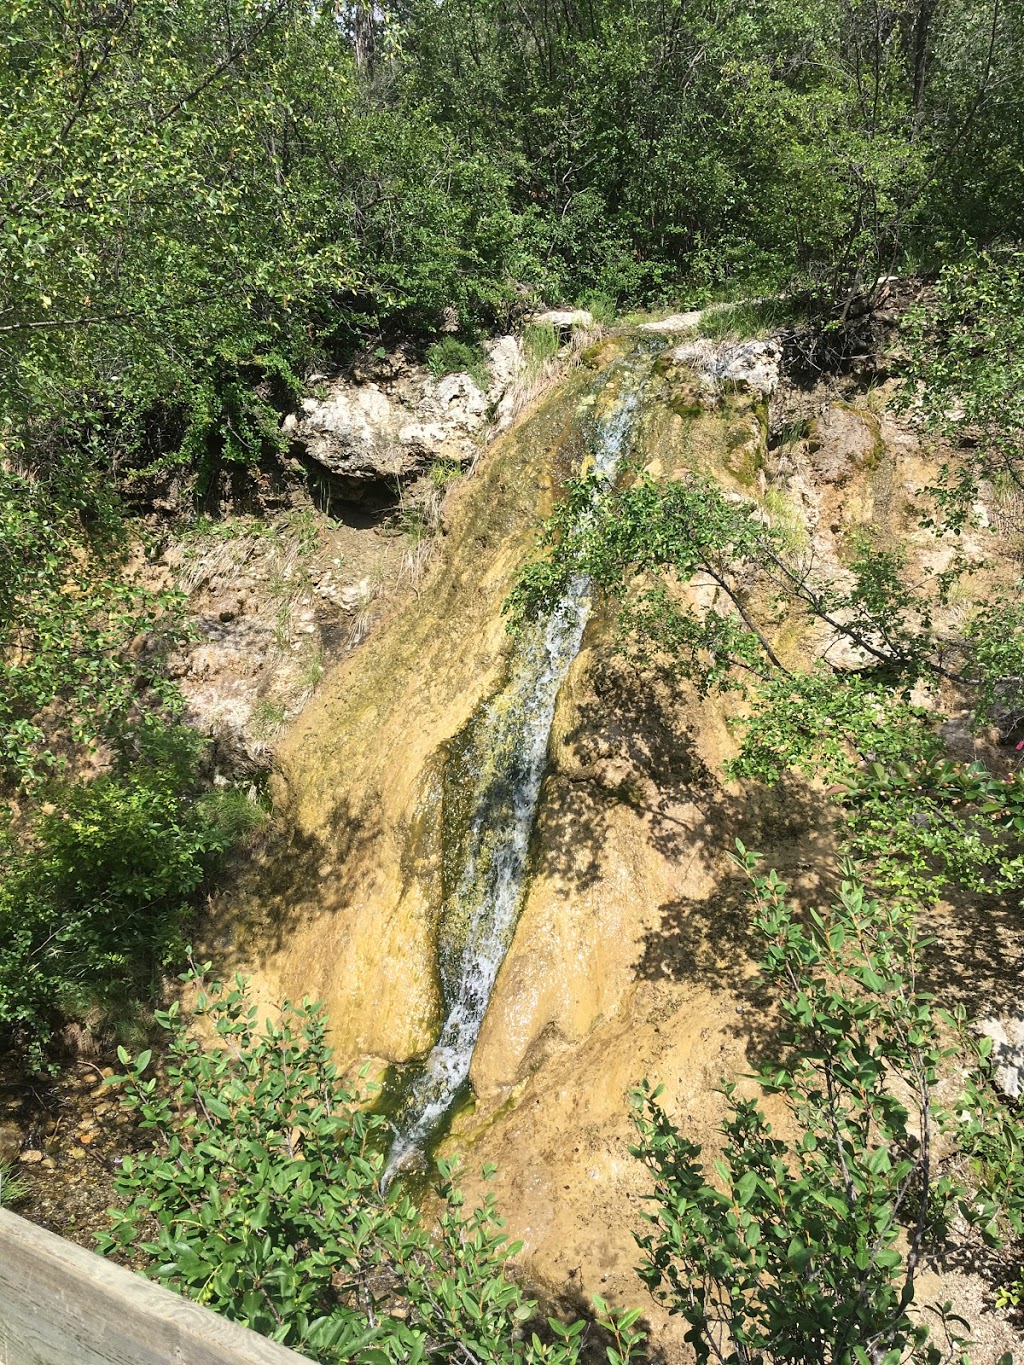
[0,1124,21,1165]
[289,338,525,484]
[529,309,594,335]
[980,1013,1024,1099]
[806,404,882,485]
[639,310,704,332]
[671,337,782,396]
[296,382,457,482]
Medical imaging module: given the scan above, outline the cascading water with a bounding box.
[385,353,653,1181]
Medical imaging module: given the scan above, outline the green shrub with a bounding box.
[425,338,489,387]
[902,251,1024,531]
[0,467,188,789]
[632,847,1024,1365]
[100,968,647,1365]
[0,725,262,1069]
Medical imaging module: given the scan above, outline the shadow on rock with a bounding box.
[533,652,725,891]
[205,790,376,970]
[922,885,1024,1022]
[531,649,836,1065]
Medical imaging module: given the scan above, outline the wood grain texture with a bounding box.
[0,1209,308,1365]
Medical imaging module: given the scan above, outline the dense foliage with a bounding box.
[633,850,1023,1365]
[0,465,185,786]
[101,969,647,1365]
[397,0,1024,305]
[1,0,530,484]
[3,0,1023,486]
[903,251,1024,530]
[0,448,262,1066]
[0,724,260,1067]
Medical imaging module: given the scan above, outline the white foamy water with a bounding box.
[385,365,646,1181]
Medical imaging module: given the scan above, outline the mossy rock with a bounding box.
[805,402,885,484]
[580,336,629,369]
[723,445,764,489]
[652,360,712,419]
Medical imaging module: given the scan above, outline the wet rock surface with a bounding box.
[127,330,587,799]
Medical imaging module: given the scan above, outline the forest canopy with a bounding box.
[2,0,1023,483]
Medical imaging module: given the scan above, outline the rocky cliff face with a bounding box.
[210,327,1022,1362]
[208,351,605,1059]
[285,336,528,489]
[145,334,579,782]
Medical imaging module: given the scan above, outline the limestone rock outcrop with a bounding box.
[670,336,782,395]
[980,1013,1024,1098]
[530,308,594,335]
[286,337,526,485]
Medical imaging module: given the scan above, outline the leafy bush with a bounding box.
[632,848,1024,1365]
[0,467,187,788]
[510,465,1024,909]
[425,338,489,387]
[903,251,1024,531]
[0,455,268,1069]
[1,0,526,490]
[101,969,647,1365]
[729,669,1024,908]
[0,727,261,1068]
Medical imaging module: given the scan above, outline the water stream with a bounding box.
[385,352,653,1180]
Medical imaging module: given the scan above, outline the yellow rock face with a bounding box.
[449,641,831,1347]
[209,343,1012,1356]
[207,359,602,1063]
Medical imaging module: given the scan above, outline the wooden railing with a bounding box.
[0,1208,309,1365]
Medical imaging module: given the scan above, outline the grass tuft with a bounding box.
[0,1159,29,1209]
[425,338,489,388]
[697,296,803,341]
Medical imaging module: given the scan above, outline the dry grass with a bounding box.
[177,522,321,660]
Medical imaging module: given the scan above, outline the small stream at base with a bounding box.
[384,348,657,1182]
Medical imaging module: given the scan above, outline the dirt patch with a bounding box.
[0,1051,140,1254]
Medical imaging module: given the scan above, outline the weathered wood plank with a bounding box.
[0,1209,308,1365]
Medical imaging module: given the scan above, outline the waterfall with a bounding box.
[385,357,649,1181]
